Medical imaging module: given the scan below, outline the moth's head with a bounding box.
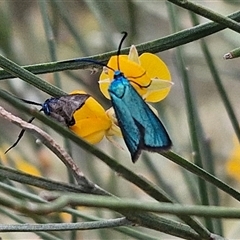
[42,99,52,115]
[113,70,124,80]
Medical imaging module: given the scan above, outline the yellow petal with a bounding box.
[119,56,149,95]
[227,158,240,181]
[15,158,41,177]
[105,107,122,137]
[140,53,171,80]
[99,51,172,103]
[0,145,8,164]
[99,55,129,86]
[99,55,149,97]
[98,78,111,99]
[139,53,172,102]
[1,147,41,177]
[70,90,107,118]
[71,119,108,144]
[128,45,140,64]
[143,79,173,102]
[69,90,112,144]
[226,138,240,181]
[99,66,111,99]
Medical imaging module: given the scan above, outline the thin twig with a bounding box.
[0,217,131,232]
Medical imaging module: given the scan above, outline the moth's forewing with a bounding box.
[109,72,171,162]
[44,94,89,126]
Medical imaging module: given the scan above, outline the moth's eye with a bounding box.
[43,103,51,115]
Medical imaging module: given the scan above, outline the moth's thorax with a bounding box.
[109,70,129,98]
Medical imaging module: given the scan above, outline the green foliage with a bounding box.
[0,0,240,239]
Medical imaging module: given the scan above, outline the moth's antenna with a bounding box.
[5,116,36,154]
[64,58,116,73]
[55,32,128,73]
[5,107,44,154]
[117,32,128,70]
[20,99,43,106]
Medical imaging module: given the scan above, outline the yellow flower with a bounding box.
[15,157,41,177]
[0,146,41,177]
[99,45,173,102]
[69,90,120,144]
[226,138,240,181]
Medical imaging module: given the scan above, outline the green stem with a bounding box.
[51,0,90,55]
[0,54,65,97]
[0,217,131,232]
[83,0,115,49]
[39,4,78,239]
[0,89,210,238]
[0,11,240,81]
[0,191,203,239]
[0,164,102,195]
[190,12,224,236]
[3,192,240,219]
[0,179,183,240]
[161,151,240,201]
[39,0,61,87]
[199,35,240,143]
[166,2,213,230]
[0,208,62,240]
[224,46,240,59]
[167,0,240,34]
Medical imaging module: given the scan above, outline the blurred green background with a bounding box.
[1,0,240,239]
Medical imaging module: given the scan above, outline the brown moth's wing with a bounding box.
[47,94,90,126]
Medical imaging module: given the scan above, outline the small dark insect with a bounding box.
[42,94,90,126]
[5,93,90,153]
